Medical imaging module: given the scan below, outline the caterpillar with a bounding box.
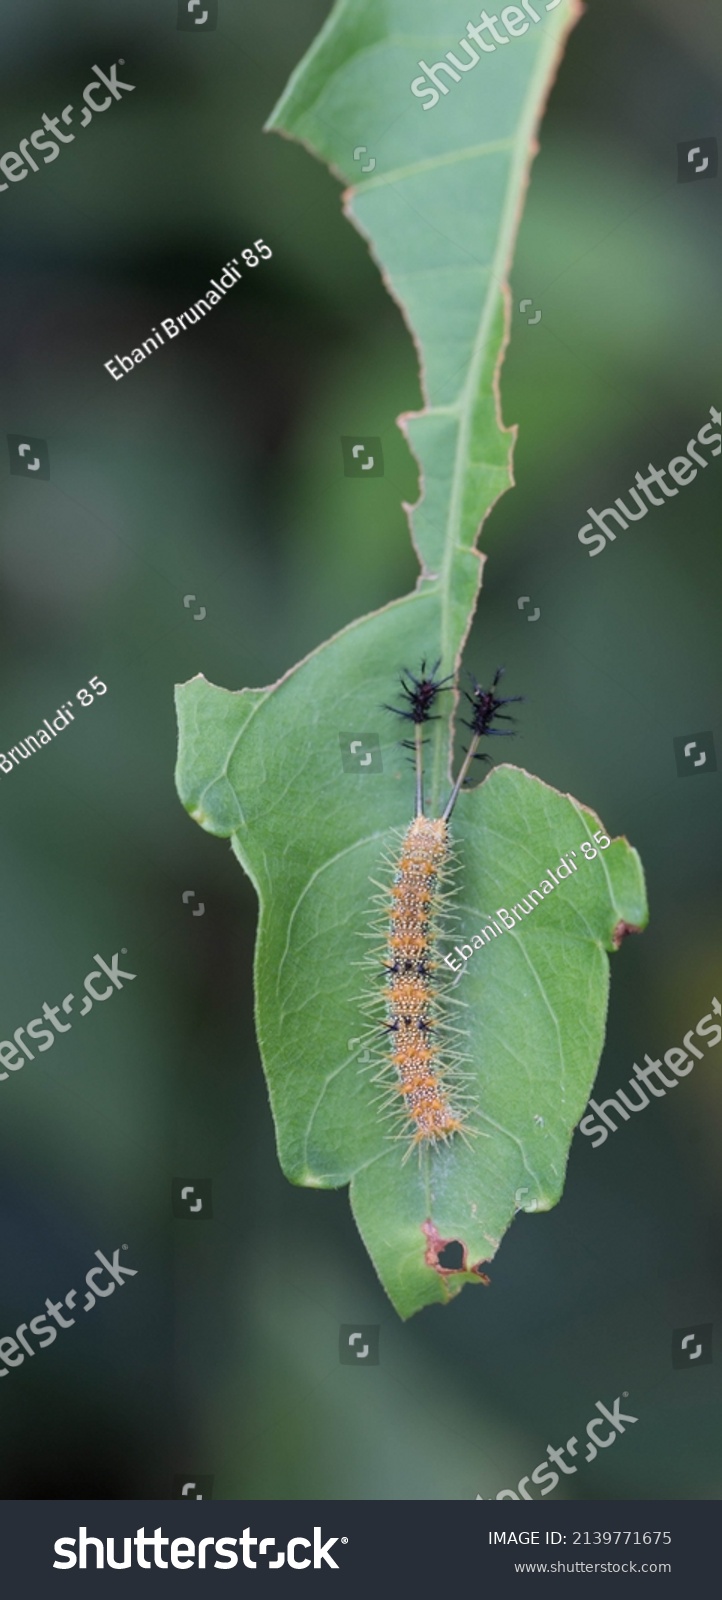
[360,662,522,1160]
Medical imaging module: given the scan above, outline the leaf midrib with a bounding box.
[431,30,569,803]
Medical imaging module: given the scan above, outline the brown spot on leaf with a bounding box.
[612,920,643,949]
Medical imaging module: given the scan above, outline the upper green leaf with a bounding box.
[267,0,577,800]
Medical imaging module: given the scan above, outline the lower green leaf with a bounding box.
[175,657,647,1318]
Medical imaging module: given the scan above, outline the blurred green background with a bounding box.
[0,0,720,1499]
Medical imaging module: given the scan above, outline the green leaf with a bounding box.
[175,0,649,1317]
[266,0,578,800]
[176,673,646,1316]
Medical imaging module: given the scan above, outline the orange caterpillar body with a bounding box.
[358,662,521,1161]
[385,816,465,1148]
[360,812,472,1160]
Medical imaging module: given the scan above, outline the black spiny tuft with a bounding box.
[462,667,523,764]
[385,659,453,728]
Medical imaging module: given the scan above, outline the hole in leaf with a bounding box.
[436,1240,464,1271]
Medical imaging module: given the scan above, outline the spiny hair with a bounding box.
[385,659,454,817]
[461,666,524,767]
[386,658,454,727]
